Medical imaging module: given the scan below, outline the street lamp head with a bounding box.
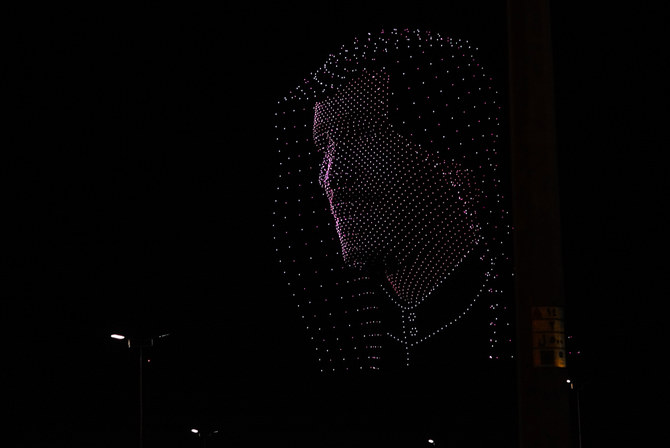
[110,334,125,340]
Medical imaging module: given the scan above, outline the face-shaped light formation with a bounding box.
[313,71,393,270]
[273,29,513,371]
[313,69,483,309]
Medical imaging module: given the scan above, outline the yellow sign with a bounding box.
[533,332,566,349]
[533,349,567,368]
[531,306,564,320]
[531,319,565,332]
[531,306,566,368]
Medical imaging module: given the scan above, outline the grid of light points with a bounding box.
[272,28,513,371]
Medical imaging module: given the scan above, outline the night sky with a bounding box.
[5,2,666,447]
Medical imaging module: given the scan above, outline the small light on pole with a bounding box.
[110,331,169,448]
[428,439,436,445]
[190,427,220,447]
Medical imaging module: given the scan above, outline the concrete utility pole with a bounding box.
[507,1,573,447]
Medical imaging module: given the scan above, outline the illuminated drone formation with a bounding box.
[273,29,512,371]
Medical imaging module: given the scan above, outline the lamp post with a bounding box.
[567,379,583,448]
[111,332,170,448]
[190,428,220,448]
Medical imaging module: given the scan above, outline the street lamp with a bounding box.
[190,428,220,448]
[567,378,583,448]
[111,332,170,448]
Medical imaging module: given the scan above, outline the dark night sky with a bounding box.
[5,2,666,447]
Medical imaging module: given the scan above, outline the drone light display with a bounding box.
[273,29,512,371]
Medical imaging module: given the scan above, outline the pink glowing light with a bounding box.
[273,28,512,370]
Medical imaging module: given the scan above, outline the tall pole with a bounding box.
[507,1,572,447]
[139,346,144,448]
[576,386,582,448]
[111,334,168,448]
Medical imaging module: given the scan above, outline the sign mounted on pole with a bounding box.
[531,306,566,368]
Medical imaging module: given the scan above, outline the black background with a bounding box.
[5,2,666,447]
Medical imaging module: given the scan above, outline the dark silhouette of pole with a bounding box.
[111,333,170,448]
[507,1,573,447]
[576,384,582,448]
[139,346,144,448]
